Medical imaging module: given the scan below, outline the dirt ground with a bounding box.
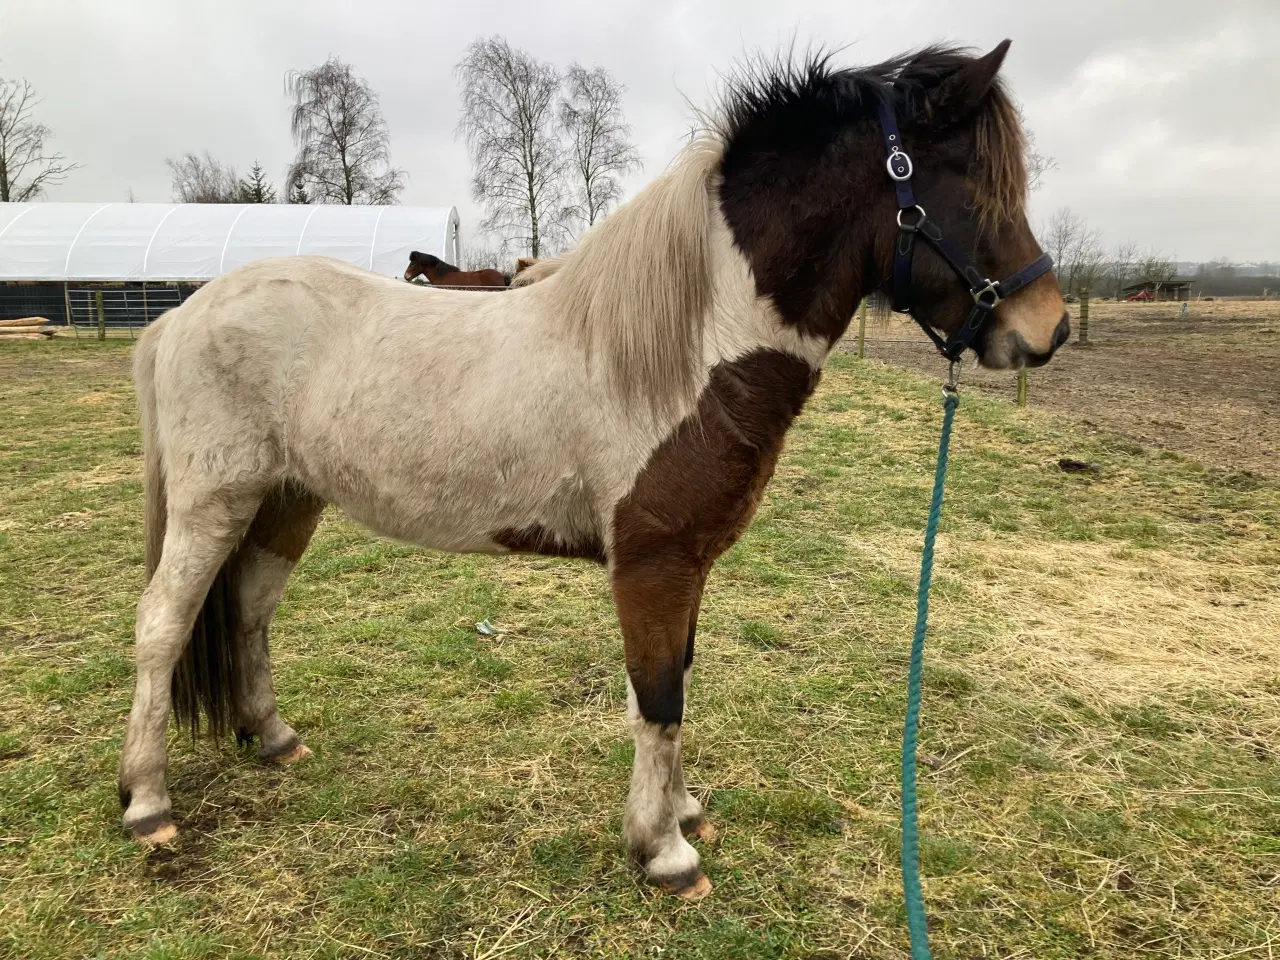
[845,299,1280,478]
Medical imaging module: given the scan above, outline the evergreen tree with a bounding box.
[237,161,277,203]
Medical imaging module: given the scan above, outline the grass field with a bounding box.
[1,339,1277,959]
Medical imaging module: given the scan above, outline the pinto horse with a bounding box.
[118,41,1068,900]
[404,250,507,287]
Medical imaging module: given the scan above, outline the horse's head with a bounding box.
[510,256,565,288]
[869,42,1067,368]
[718,41,1068,369]
[404,251,442,283]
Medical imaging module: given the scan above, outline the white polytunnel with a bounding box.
[0,202,462,282]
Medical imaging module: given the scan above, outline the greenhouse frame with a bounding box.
[0,202,462,330]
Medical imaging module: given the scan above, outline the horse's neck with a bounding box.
[702,223,834,374]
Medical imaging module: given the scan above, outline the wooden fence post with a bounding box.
[856,299,867,358]
[95,290,105,341]
[1078,288,1090,345]
[1017,367,1027,407]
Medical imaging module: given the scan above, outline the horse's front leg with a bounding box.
[671,572,714,842]
[611,550,712,900]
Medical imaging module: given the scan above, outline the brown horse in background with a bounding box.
[404,251,507,287]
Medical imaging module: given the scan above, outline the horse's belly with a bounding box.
[291,427,602,557]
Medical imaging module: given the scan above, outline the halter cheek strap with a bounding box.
[873,90,1054,361]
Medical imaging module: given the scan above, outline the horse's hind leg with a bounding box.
[119,494,259,843]
[233,486,325,761]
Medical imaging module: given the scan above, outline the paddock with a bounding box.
[1,335,1275,958]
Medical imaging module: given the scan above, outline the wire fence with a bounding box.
[55,280,515,337]
[66,286,190,337]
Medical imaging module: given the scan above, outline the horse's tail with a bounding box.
[134,314,241,739]
[134,319,167,582]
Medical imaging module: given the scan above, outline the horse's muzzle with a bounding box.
[1022,313,1071,368]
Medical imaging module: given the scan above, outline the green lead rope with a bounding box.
[901,386,960,960]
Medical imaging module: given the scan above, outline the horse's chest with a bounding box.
[613,349,819,562]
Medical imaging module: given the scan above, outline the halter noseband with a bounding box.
[874,90,1054,361]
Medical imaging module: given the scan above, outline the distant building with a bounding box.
[1122,279,1193,302]
[0,202,461,328]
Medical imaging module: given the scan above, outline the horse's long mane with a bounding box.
[539,46,1027,410]
[714,44,1028,231]
[542,138,722,415]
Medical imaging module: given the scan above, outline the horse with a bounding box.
[117,41,1068,901]
[403,250,507,287]
[509,255,565,288]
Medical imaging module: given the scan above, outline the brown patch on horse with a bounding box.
[514,257,539,274]
[612,349,819,724]
[247,484,326,563]
[492,524,606,563]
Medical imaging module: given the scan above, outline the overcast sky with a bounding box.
[3,0,1276,262]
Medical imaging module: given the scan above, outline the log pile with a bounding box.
[0,317,57,339]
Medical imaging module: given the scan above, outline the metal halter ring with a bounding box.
[896,204,926,229]
[886,147,914,181]
[971,280,1002,309]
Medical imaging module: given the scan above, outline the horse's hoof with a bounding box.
[688,820,717,843]
[128,814,178,846]
[271,742,312,765]
[671,872,713,901]
[681,817,717,842]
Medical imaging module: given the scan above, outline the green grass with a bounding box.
[1,339,1277,959]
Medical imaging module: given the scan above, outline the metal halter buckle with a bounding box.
[886,147,913,181]
[896,205,926,230]
[971,280,1001,309]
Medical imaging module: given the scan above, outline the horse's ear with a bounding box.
[925,40,1010,123]
[409,251,424,264]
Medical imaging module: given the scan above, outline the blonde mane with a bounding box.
[539,138,723,414]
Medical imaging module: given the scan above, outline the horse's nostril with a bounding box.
[1053,313,1070,349]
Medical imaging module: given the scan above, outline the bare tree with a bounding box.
[1107,241,1139,298]
[1041,207,1108,296]
[1135,251,1176,283]
[286,57,405,205]
[1068,227,1107,297]
[1024,127,1056,192]
[455,37,570,257]
[559,64,640,231]
[462,241,504,272]
[1041,208,1081,291]
[0,76,79,201]
[165,151,240,203]
[1016,105,1055,191]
